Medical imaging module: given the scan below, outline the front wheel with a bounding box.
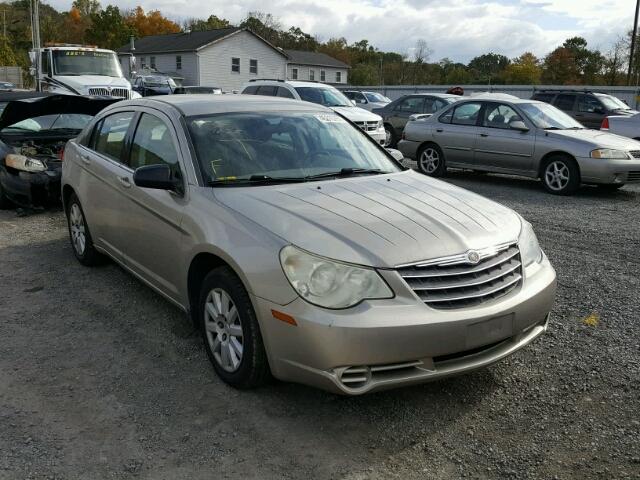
[199,267,270,389]
[384,124,397,147]
[541,156,580,195]
[417,144,446,177]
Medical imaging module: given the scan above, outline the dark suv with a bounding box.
[531,90,637,129]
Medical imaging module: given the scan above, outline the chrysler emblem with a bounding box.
[467,251,481,264]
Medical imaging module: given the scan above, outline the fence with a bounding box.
[343,84,640,109]
[0,66,23,88]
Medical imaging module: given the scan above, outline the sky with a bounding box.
[46,0,633,62]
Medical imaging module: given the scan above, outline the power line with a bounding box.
[628,0,640,85]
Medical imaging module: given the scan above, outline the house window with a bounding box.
[140,57,146,68]
[309,69,315,81]
[292,68,298,80]
[250,59,258,74]
[231,57,240,73]
[176,55,182,70]
[320,70,326,82]
[150,56,156,69]
[336,71,342,83]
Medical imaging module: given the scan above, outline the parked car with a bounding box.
[601,113,640,140]
[0,81,16,91]
[240,80,387,145]
[342,90,391,112]
[61,95,556,395]
[372,93,460,147]
[397,96,640,195]
[131,73,177,96]
[174,86,222,95]
[531,90,638,129]
[0,93,118,209]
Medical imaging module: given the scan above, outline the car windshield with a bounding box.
[519,102,584,129]
[596,94,631,111]
[364,92,391,103]
[187,111,400,184]
[52,50,122,77]
[144,75,176,88]
[294,87,353,107]
[1,114,92,133]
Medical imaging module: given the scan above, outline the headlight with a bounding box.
[5,154,46,172]
[590,149,630,159]
[280,245,393,309]
[518,221,543,267]
[377,120,384,129]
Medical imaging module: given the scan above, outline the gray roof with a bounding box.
[284,50,350,69]
[119,94,330,117]
[118,27,285,57]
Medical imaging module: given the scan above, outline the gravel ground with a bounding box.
[0,173,639,480]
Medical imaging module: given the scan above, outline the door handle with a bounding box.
[480,133,489,137]
[117,176,132,188]
[80,154,91,165]
[436,129,443,133]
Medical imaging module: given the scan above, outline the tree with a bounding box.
[411,39,432,83]
[87,6,133,51]
[503,52,542,84]
[468,53,510,83]
[125,7,181,37]
[240,12,282,45]
[604,37,627,85]
[186,15,230,32]
[562,36,604,83]
[62,7,90,44]
[0,35,18,65]
[542,47,580,84]
[72,0,101,17]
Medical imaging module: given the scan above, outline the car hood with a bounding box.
[0,94,120,130]
[330,106,382,122]
[56,75,131,91]
[214,170,522,268]
[547,128,640,149]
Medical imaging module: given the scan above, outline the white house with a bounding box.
[118,28,287,92]
[117,28,350,92]
[284,50,349,85]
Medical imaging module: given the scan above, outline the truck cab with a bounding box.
[30,44,137,99]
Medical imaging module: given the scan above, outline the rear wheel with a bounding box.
[417,143,446,177]
[541,155,580,195]
[199,267,270,389]
[66,193,104,266]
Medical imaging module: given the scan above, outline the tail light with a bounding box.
[57,147,65,160]
[601,117,609,130]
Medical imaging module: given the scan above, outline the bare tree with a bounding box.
[412,39,433,84]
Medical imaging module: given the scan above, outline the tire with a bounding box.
[199,266,270,389]
[417,143,447,177]
[541,155,580,195]
[66,193,104,266]
[384,124,397,147]
[0,182,13,209]
[597,183,625,191]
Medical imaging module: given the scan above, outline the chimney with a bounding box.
[129,35,135,52]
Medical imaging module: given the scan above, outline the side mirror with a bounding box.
[351,99,357,106]
[129,56,136,71]
[133,164,182,193]
[29,67,36,77]
[509,120,529,132]
[28,51,36,64]
[385,148,404,162]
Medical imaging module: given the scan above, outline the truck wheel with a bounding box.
[199,267,271,389]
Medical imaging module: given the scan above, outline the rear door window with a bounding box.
[242,85,258,94]
[577,95,603,113]
[256,85,277,96]
[276,87,294,98]
[92,111,135,163]
[554,94,576,111]
[395,97,425,113]
[451,102,482,126]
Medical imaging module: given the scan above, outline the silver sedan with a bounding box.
[398,97,640,194]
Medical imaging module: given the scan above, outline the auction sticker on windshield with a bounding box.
[314,113,347,123]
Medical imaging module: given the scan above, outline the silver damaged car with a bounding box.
[61,95,556,394]
[398,97,640,194]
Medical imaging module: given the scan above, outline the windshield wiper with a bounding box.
[544,126,562,130]
[207,175,307,186]
[303,168,389,180]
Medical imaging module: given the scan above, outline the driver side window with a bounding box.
[129,113,179,170]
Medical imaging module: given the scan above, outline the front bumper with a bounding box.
[576,156,640,184]
[0,163,62,208]
[367,129,387,146]
[253,255,557,395]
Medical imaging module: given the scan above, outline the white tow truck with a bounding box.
[29,44,139,99]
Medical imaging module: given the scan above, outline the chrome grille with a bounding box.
[628,171,640,182]
[88,87,130,98]
[629,151,640,159]
[354,120,379,132]
[398,244,522,309]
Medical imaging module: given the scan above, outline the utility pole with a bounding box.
[628,0,640,85]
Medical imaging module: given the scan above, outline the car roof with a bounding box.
[246,80,336,89]
[124,94,333,117]
[401,93,459,99]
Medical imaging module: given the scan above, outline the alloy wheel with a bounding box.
[419,148,440,174]
[69,203,86,255]
[545,160,570,192]
[384,127,393,146]
[204,288,244,373]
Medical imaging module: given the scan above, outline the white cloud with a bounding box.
[46,0,629,61]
